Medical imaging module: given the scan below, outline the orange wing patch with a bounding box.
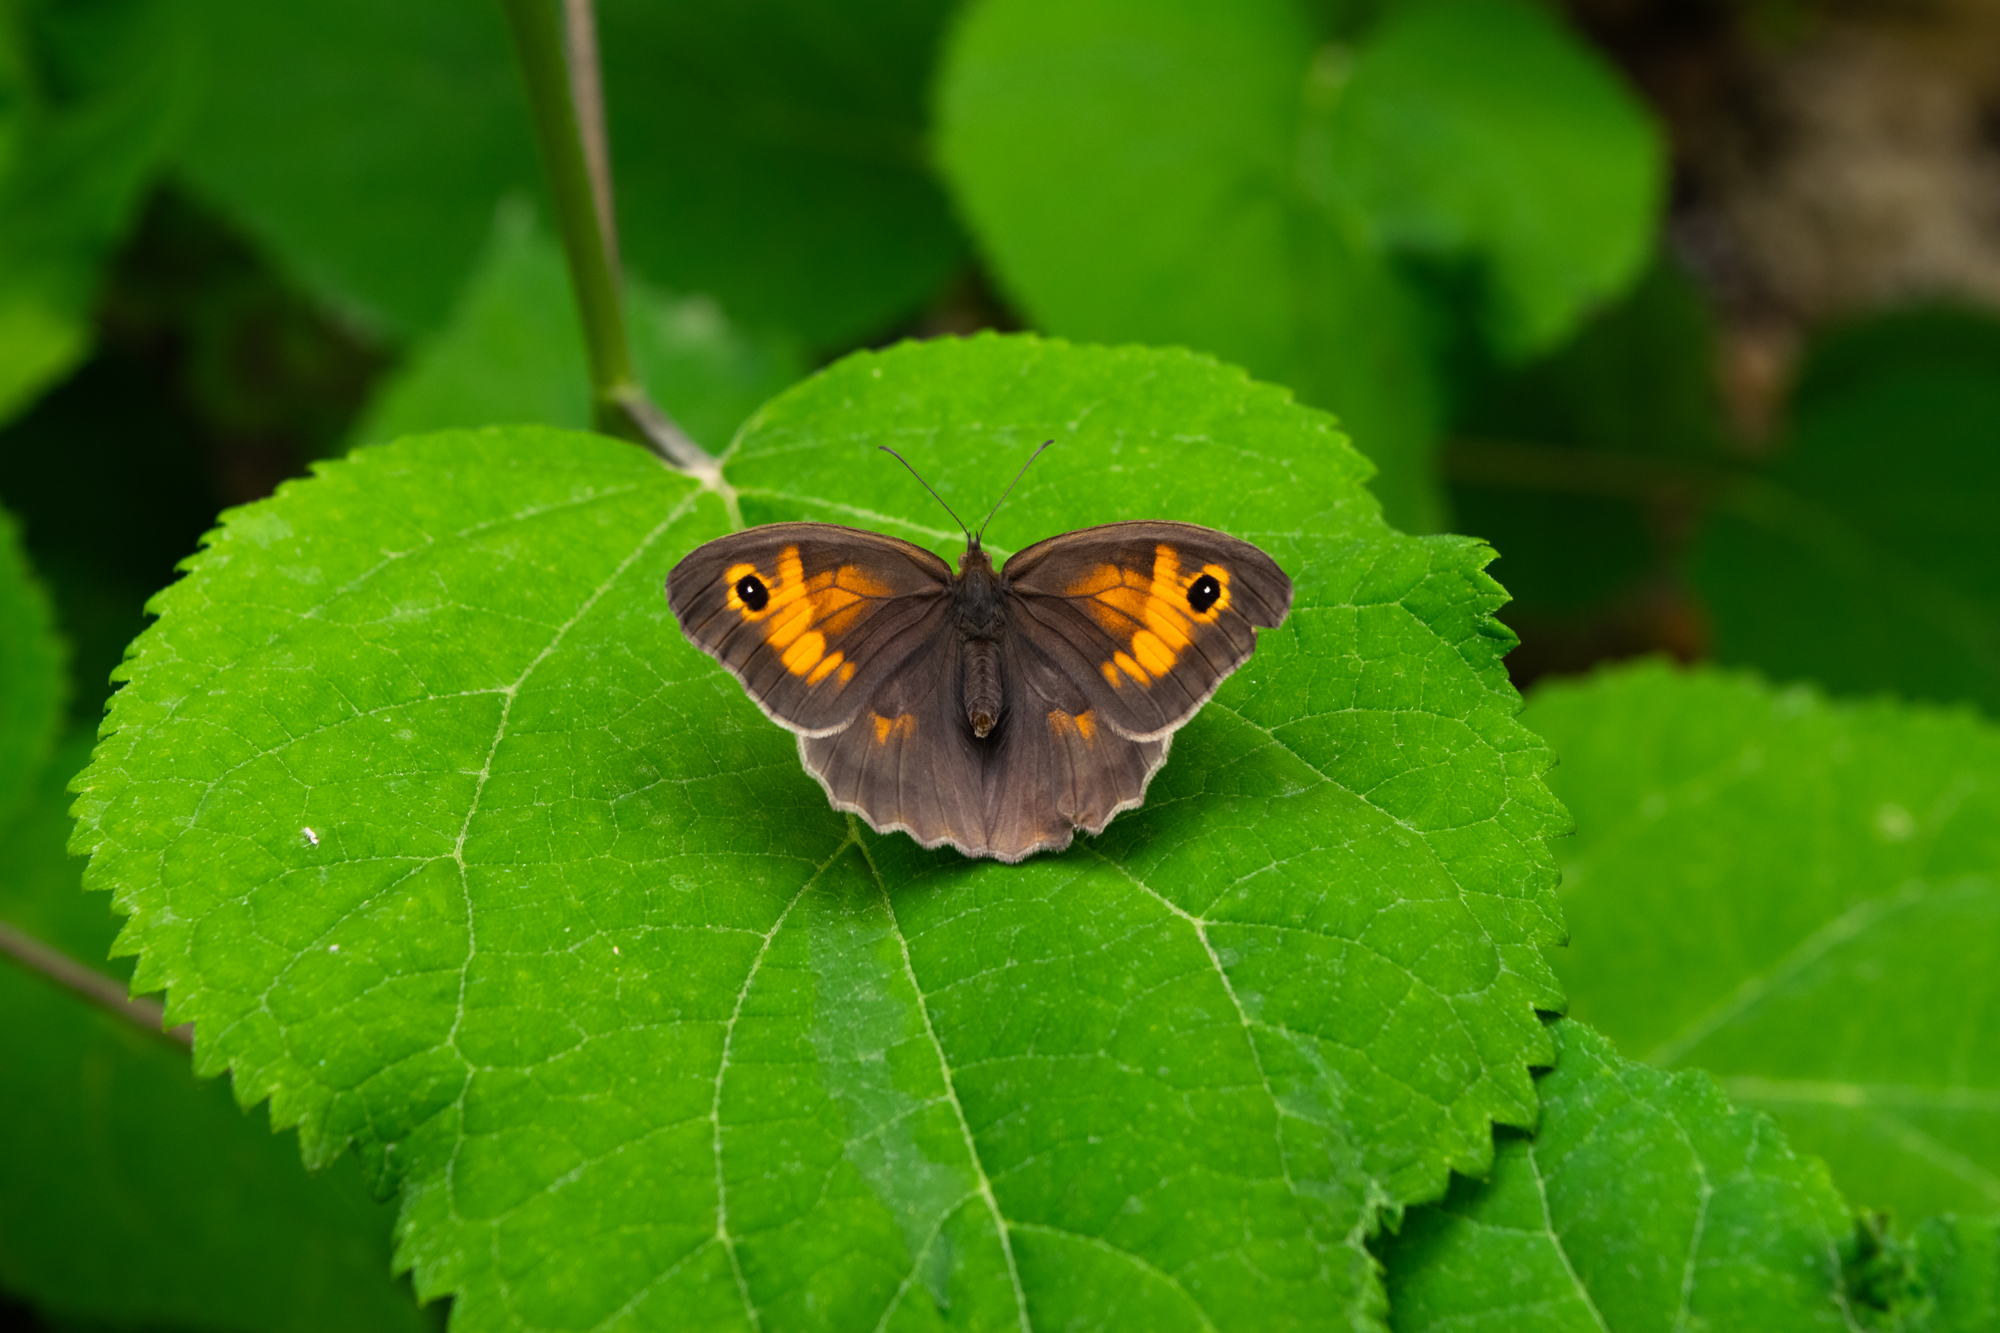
[723,545,889,684]
[1066,544,1232,689]
[871,712,916,745]
[1048,709,1097,744]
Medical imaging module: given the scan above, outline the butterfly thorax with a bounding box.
[953,543,1008,740]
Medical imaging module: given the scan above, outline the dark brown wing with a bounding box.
[667,522,953,735]
[798,636,991,855]
[978,627,1169,861]
[798,626,1167,863]
[1002,521,1292,741]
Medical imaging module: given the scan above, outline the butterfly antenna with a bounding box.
[975,440,1053,544]
[878,446,972,538]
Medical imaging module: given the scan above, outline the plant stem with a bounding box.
[0,918,193,1051]
[498,0,706,468]
[562,0,619,281]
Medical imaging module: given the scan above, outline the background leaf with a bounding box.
[936,0,1662,535]
[173,0,963,346]
[596,0,966,346]
[73,336,1568,1330]
[1906,1214,2000,1332]
[1447,257,1730,621]
[1376,1019,1858,1332]
[1523,662,2000,1222]
[936,0,1445,534]
[0,0,187,423]
[0,733,433,1331]
[1694,308,2000,715]
[0,499,60,821]
[1323,0,1663,360]
[351,202,803,453]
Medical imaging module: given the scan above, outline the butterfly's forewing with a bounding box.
[667,522,953,736]
[1002,521,1294,741]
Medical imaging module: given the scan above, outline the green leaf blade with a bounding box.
[1325,0,1664,359]
[0,500,61,822]
[1379,1020,1857,1332]
[1693,308,2000,714]
[935,0,1446,533]
[76,337,1568,1329]
[0,0,185,422]
[1522,662,2000,1222]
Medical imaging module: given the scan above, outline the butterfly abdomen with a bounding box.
[962,638,1004,738]
[953,548,1009,740]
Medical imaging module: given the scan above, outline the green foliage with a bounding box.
[72,335,1570,1330]
[1524,662,2000,1222]
[0,499,59,820]
[1378,1019,1859,1331]
[1449,258,1729,615]
[0,732,433,1331]
[0,0,186,423]
[173,0,530,337]
[1695,308,2000,714]
[7,1,1999,1326]
[938,0,1439,533]
[1905,1214,2000,1331]
[173,0,963,345]
[595,0,965,346]
[1323,0,1661,361]
[935,0,1660,534]
[353,203,802,453]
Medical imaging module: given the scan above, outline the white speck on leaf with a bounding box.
[302,826,318,846]
[1874,802,1916,841]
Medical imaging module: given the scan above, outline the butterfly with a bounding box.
[665,446,1292,862]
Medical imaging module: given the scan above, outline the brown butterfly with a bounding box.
[665,446,1292,862]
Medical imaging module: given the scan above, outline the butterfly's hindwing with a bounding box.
[798,635,989,853]
[798,627,1167,863]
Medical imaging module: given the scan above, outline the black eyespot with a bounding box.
[1187,573,1222,613]
[735,574,769,611]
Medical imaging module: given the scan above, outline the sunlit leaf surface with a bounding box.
[74,336,1568,1330]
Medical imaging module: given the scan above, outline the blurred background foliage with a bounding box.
[4,0,2000,1325]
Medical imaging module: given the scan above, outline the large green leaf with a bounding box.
[1524,663,2000,1222]
[0,0,187,423]
[1324,0,1662,361]
[1693,308,2000,714]
[0,499,60,821]
[1377,1019,1858,1332]
[173,0,963,345]
[1,733,433,1331]
[73,335,1567,1330]
[352,204,802,453]
[936,0,1444,534]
